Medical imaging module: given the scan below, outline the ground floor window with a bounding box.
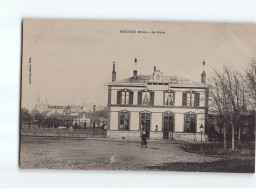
[140,111,151,138]
[184,113,197,133]
[119,111,129,131]
[163,112,175,139]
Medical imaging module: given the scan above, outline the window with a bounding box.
[119,111,129,131]
[187,92,195,106]
[140,111,151,138]
[164,91,175,105]
[117,89,133,105]
[184,113,197,133]
[121,91,129,104]
[138,90,154,106]
[142,92,150,105]
[182,90,200,106]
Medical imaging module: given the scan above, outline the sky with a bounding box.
[21,20,256,110]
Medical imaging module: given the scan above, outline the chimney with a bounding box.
[201,71,206,83]
[133,57,137,79]
[133,70,137,79]
[112,62,116,82]
[201,60,206,83]
[154,66,156,72]
[93,105,96,114]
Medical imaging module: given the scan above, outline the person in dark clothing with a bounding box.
[141,131,147,148]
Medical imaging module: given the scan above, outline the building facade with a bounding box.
[107,59,209,141]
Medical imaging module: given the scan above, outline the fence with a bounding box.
[20,127,107,138]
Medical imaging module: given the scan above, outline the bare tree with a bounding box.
[225,67,249,147]
[244,58,256,109]
[208,70,230,149]
[209,65,249,149]
[244,59,256,143]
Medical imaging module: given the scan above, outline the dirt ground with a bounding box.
[19,136,227,171]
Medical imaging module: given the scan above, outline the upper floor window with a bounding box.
[182,90,200,107]
[138,90,154,106]
[117,89,133,105]
[164,90,175,106]
[121,91,129,104]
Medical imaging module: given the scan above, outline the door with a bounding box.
[163,113,174,139]
[141,112,150,138]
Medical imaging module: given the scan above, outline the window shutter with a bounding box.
[182,92,187,106]
[129,91,134,105]
[117,91,121,104]
[108,88,111,105]
[163,91,166,105]
[172,91,175,106]
[195,93,200,107]
[150,91,154,105]
[138,91,142,105]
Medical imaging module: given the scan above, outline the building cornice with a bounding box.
[108,104,206,109]
[108,82,209,89]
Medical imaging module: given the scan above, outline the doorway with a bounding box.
[140,112,150,138]
[163,112,175,139]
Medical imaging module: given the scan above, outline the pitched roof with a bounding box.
[48,105,66,109]
[108,74,208,88]
[87,115,101,121]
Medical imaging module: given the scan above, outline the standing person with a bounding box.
[69,125,73,136]
[141,131,147,148]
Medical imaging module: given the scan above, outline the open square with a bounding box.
[20,136,254,172]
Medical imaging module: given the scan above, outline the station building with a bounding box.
[107,58,209,141]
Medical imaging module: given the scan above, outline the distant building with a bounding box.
[107,59,209,141]
[35,97,49,113]
[33,98,107,129]
[35,100,85,116]
[73,112,91,128]
[48,105,66,114]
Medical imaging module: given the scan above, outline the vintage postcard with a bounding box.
[20,19,255,172]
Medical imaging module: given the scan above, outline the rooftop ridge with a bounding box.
[109,74,206,86]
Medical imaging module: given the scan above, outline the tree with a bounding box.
[93,109,107,118]
[244,59,256,142]
[209,65,249,149]
[30,109,46,128]
[244,58,256,109]
[208,71,230,149]
[46,112,62,128]
[20,108,32,127]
